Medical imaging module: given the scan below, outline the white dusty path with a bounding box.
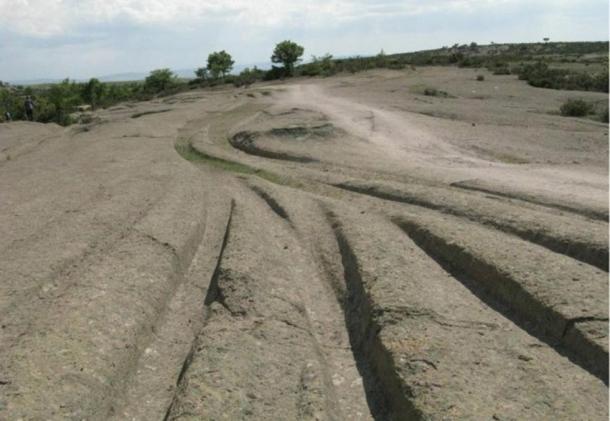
[277,82,608,215]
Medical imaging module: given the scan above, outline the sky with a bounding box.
[0,0,608,81]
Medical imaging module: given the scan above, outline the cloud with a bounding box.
[0,0,516,37]
[0,0,606,80]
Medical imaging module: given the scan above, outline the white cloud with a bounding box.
[1,0,606,80]
[0,0,517,37]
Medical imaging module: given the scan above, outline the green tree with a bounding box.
[207,51,234,79]
[144,69,176,93]
[81,78,106,109]
[195,67,209,81]
[375,49,387,68]
[47,79,81,125]
[301,54,335,77]
[271,40,304,76]
[233,67,260,87]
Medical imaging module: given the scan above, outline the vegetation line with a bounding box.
[174,138,295,186]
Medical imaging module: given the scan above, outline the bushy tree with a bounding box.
[375,49,388,68]
[81,78,105,109]
[47,79,81,125]
[207,51,234,79]
[233,67,264,87]
[300,54,336,77]
[560,99,593,117]
[0,88,21,121]
[195,67,209,81]
[271,40,304,76]
[144,69,176,93]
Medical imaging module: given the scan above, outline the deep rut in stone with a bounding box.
[324,209,415,421]
[334,181,608,271]
[394,217,608,383]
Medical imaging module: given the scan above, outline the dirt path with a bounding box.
[276,81,608,215]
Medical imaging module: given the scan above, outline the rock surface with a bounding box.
[0,69,607,420]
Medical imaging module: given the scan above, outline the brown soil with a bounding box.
[0,68,607,420]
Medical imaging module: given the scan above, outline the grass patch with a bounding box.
[175,139,297,186]
[424,87,451,97]
[131,109,172,119]
[409,85,454,98]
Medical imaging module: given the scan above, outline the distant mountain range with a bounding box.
[6,63,271,86]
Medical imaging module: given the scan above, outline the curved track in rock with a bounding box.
[1,69,607,420]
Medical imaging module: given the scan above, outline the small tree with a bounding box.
[81,78,106,109]
[233,67,264,87]
[315,54,335,76]
[207,51,234,79]
[195,67,209,81]
[271,40,304,76]
[375,49,388,68]
[144,69,176,93]
[47,79,81,125]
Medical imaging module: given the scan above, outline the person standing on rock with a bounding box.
[24,96,35,121]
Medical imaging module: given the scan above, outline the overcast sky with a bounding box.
[0,0,608,81]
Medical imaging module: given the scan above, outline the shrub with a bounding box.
[375,49,388,68]
[476,75,485,81]
[423,87,450,97]
[559,99,593,117]
[492,67,511,75]
[515,62,608,93]
[194,67,208,82]
[81,78,105,110]
[387,59,406,70]
[263,66,286,81]
[233,67,264,87]
[299,54,336,77]
[144,69,177,93]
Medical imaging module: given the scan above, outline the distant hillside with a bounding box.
[308,41,608,93]
[388,41,609,66]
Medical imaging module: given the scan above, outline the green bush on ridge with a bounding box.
[559,99,594,117]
